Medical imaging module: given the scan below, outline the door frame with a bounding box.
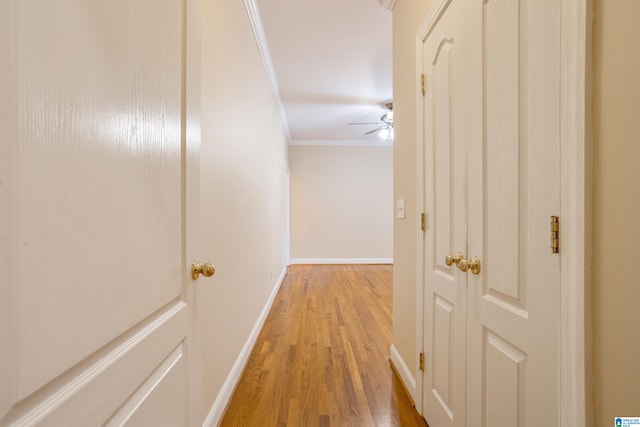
[413,0,592,425]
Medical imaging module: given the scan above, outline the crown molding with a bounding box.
[378,0,396,11]
[290,139,393,147]
[243,0,292,144]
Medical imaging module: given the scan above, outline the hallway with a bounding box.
[219,265,427,426]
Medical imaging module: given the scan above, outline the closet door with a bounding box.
[420,0,562,425]
[465,0,561,425]
[420,0,469,425]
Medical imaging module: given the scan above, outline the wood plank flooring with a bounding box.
[219,264,428,427]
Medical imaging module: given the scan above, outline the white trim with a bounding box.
[242,0,292,144]
[389,344,417,405]
[289,258,393,265]
[202,268,287,427]
[378,0,397,11]
[413,43,426,418]
[413,0,452,414]
[289,139,393,147]
[416,0,452,42]
[559,0,591,426]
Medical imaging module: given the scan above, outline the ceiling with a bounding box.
[254,0,393,145]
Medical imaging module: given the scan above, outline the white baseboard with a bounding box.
[289,258,393,265]
[390,344,417,405]
[202,267,287,427]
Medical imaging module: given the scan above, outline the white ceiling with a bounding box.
[254,0,393,145]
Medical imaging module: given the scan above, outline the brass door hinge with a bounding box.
[421,213,427,231]
[419,352,425,371]
[420,74,426,95]
[551,216,559,253]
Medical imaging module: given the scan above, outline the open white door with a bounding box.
[1,0,205,425]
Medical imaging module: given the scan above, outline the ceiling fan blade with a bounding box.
[365,127,384,135]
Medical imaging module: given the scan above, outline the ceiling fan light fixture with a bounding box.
[378,127,393,140]
[347,101,394,140]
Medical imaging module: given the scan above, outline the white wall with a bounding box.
[392,0,433,386]
[289,144,393,264]
[199,0,289,422]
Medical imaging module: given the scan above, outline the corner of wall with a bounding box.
[389,344,417,404]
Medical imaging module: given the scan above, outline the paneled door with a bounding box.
[465,0,560,424]
[1,0,205,425]
[420,0,469,425]
[419,0,561,425]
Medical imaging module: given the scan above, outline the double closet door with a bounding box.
[419,0,561,425]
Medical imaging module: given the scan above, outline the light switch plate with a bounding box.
[396,199,405,219]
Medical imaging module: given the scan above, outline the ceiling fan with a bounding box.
[348,102,394,140]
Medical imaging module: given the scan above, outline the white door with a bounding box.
[421,0,469,425]
[465,0,560,424]
[0,0,205,425]
[420,0,561,425]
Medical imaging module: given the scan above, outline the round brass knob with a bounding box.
[445,252,464,267]
[458,258,469,272]
[468,257,481,275]
[192,261,216,280]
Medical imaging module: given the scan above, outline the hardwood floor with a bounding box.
[219,264,428,427]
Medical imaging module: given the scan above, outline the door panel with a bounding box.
[433,41,454,266]
[1,0,198,424]
[483,0,528,308]
[114,344,188,426]
[422,1,468,426]
[484,332,527,427]
[467,0,560,424]
[14,305,188,426]
[432,295,454,416]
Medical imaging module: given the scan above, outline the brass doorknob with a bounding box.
[456,256,481,274]
[192,261,216,280]
[458,257,469,272]
[445,252,464,267]
[445,253,481,274]
[468,257,481,275]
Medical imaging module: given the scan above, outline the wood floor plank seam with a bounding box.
[219,264,428,427]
